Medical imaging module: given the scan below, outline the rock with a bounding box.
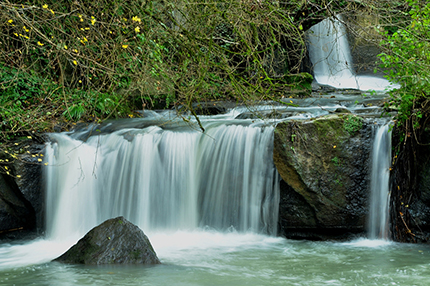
[273,114,372,240]
[0,173,36,239]
[54,216,161,265]
[13,143,46,232]
[405,129,430,241]
[192,102,227,115]
[334,108,351,114]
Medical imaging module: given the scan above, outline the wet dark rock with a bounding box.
[192,102,228,115]
[334,108,351,113]
[274,114,372,240]
[13,143,46,232]
[407,133,430,241]
[0,173,36,239]
[0,140,44,240]
[54,216,161,265]
[235,109,302,120]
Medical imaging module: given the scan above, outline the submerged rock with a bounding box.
[274,114,372,240]
[54,216,160,265]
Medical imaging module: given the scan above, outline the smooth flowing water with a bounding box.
[2,234,430,285]
[306,16,397,91]
[368,123,392,239]
[0,107,430,285]
[44,120,279,241]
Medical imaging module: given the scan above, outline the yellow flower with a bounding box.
[42,4,48,9]
[37,158,43,162]
[132,16,141,23]
[44,162,49,166]
[91,16,96,25]
[50,9,55,15]
[8,19,13,24]
[37,41,44,46]
[16,175,21,178]
[135,26,140,33]
[122,44,128,49]
[73,60,78,65]
[64,45,68,50]
[73,49,78,53]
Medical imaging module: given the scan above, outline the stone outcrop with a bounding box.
[54,216,161,265]
[0,141,45,239]
[273,114,373,240]
[0,173,36,237]
[398,129,430,242]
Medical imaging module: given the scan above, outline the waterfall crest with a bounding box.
[45,122,280,240]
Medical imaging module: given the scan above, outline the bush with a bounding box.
[378,0,430,128]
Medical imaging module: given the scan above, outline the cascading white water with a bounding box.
[306,16,398,91]
[307,16,356,88]
[44,121,280,241]
[368,123,392,239]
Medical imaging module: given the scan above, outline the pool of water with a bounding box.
[1,231,429,286]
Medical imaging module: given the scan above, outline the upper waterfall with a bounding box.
[306,16,398,91]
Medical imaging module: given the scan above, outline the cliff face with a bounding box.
[273,114,372,240]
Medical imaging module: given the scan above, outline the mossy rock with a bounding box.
[274,114,372,239]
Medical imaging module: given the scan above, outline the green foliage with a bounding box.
[378,0,430,128]
[0,63,130,141]
[343,115,363,135]
[331,156,340,167]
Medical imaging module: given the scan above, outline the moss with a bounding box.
[343,114,363,135]
[313,115,349,145]
[130,249,141,260]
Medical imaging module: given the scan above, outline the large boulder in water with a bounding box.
[273,114,372,240]
[54,216,160,264]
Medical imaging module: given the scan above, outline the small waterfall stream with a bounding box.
[368,123,392,239]
[44,121,280,241]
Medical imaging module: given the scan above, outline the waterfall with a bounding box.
[44,121,280,240]
[307,16,356,89]
[368,123,392,239]
[306,16,398,91]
